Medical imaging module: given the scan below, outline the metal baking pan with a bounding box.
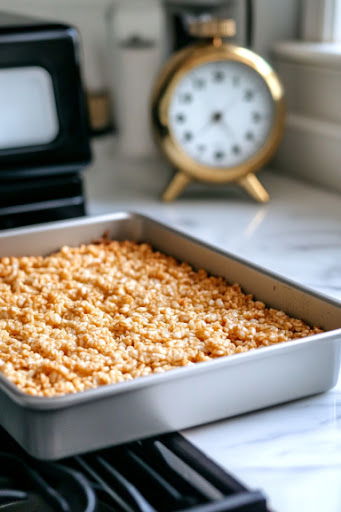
[0,212,340,460]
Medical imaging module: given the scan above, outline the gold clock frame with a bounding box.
[151,40,285,202]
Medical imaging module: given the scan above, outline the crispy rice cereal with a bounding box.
[0,240,322,397]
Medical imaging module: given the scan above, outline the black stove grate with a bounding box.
[0,427,268,512]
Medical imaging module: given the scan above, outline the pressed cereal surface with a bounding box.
[0,240,322,397]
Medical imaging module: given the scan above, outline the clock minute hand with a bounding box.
[194,109,237,139]
[194,119,213,137]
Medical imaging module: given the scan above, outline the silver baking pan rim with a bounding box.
[0,211,340,410]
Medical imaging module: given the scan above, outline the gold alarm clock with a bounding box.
[151,19,285,202]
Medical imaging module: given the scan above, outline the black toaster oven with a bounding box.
[0,11,91,229]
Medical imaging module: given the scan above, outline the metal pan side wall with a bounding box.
[0,212,340,459]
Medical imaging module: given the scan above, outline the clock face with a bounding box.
[168,60,274,168]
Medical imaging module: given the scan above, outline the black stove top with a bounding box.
[0,427,268,512]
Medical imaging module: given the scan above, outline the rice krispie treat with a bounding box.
[0,240,322,396]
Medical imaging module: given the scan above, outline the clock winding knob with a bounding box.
[189,19,236,39]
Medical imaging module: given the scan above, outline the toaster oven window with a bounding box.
[0,66,59,150]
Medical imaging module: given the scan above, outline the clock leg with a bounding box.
[239,173,270,203]
[162,172,191,202]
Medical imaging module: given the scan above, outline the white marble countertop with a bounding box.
[86,137,341,512]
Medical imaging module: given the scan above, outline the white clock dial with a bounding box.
[168,60,274,168]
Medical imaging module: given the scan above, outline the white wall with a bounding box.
[0,0,164,91]
[0,0,300,90]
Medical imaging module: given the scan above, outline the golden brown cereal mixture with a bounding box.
[0,241,322,397]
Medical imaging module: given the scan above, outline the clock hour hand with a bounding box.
[194,110,236,140]
[210,111,236,139]
[220,120,236,139]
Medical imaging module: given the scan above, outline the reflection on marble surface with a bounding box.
[87,137,341,512]
[184,372,341,512]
